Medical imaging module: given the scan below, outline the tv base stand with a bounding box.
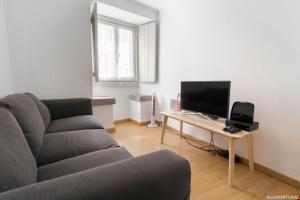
[160,111,257,187]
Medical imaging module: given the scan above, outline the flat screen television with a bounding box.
[181,81,231,119]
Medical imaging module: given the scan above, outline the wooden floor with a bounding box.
[111,122,300,200]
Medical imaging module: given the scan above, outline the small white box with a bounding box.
[129,94,152,124]
[92,97,115,129]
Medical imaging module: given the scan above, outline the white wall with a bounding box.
[0,0,13,97]
[137,0,300,181]
[5,0,94,99]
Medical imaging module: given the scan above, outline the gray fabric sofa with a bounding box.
[0,93,191,200]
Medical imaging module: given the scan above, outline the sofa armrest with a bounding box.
[0,150,191,200]
[42,98,92,120]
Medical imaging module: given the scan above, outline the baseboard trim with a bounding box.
[130,119,150,126]
[239,157,300,189]
[166,125,300,189]
[106,127,116,133]
[114,118,151,126]
[114,118,131,125]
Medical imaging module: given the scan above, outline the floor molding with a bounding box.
[114,118,131,125]
[166,125,300,189]
[130,119,150,126]
[106,127,116,133]
[114,118,151,126]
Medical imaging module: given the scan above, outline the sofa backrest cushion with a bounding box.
[26,93,51,130]
[0,107,37,193]
[0,94,45,158]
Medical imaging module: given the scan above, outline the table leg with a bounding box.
[180,121,183,139]
[247,134,255,171]
[228,138,235,186]
[160,116,168,144]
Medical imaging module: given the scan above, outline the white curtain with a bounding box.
[117,28,135,80]
[98,23,116,81]
[139,22,157,83]
[96,21,135,81]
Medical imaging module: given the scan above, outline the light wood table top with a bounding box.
[161,111,252,139]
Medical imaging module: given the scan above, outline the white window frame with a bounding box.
[97,15,138,82]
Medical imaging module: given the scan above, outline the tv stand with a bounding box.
[179,111,217,124]
[160,111,258,187]
[197,112,218,124]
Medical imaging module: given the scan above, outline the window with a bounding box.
[97,19,137,82]
[91,3,158,83]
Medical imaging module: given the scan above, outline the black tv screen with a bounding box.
[181,81,231,119]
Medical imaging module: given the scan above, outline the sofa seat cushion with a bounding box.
[37,147,132,182]
[46,115,103,133]
[0,107,37,193]
[37,129,119,166]
[0,94,45,158]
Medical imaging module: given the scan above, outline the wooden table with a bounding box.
[160,111,257,186]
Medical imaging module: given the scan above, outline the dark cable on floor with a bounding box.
[183,133,241,163]
[165,128,237,161]
[183,132,219,155]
